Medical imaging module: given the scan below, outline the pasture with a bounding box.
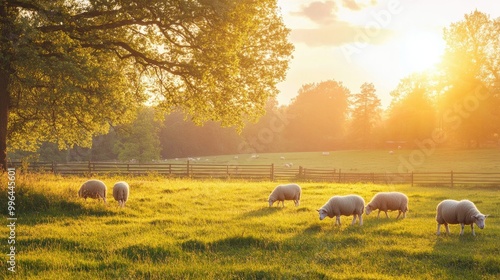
[1,173,500,279]
[171,148,500,172]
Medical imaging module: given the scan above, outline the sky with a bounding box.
[275,0,500,108]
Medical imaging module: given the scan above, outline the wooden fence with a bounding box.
[7,161,500,187]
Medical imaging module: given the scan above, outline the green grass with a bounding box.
[1,173,500,279]
[167,148,500,173]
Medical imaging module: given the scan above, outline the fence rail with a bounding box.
[7,161,500,187]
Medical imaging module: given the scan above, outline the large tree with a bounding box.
[0,0,293,169]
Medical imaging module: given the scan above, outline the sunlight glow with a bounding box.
[397,30,446,74]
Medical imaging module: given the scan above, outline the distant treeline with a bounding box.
[10,77,500,163]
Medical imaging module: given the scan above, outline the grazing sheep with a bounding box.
[317,195,365,226]
[436,199,488,236]
[78,179,107,204]
[365,192,409,219]
[113,181,130,207]
[268,183,302,207]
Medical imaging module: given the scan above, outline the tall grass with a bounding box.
[0,173,499,279]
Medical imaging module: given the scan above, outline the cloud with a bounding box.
[290,22,395,47]
[287,0,392,47]
[342,0,379,10]
[342,0,362,11]
[292,1,338,25]
[292,0,379,24]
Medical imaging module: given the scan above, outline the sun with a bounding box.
[397,30,446,74]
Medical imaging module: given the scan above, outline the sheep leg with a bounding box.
[471,224,475,236]
[335,215,341,226]
[359,214,363,226]
[459,223,465,235]
[437,224,441,235]
[351,215,357,225]
[445,224,450,235]
[396,211,402,219]
[384,211,389,218]
[377,210,381,218]
[98,194,107,205]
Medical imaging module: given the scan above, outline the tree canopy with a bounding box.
[349,83,381,148]
[0,0,294,169]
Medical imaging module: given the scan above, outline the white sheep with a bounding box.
[78,179,107,204]
[317,195,365,226]
[113,181,130,207]
[365,192,409,219]
[268,183,302,207]
[436,199,488,236]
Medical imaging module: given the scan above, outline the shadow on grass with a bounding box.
[239,207,282,218]
[181,236,281,253]
[23,237,102,256]
[119,244,178,263]
[432,232,500,277]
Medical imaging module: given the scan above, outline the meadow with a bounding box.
[1,173,500,279]
[169,148,500,173]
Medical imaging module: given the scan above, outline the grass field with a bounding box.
[1,173,499,279]
[168,148,500,173]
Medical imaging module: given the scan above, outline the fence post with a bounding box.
[338,169,341,183]
[451,171,454,188]
[411,172,414,187]
[187,160,190,177]
[298,166,303,179]
[270,164,275,181]
[52,161,56,174]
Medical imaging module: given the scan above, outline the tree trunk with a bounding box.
[0,70,8,171]
[0,3,14,171]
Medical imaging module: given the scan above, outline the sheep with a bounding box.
[365,192,409,219]
[317,195,365,226]
[78,179,107,204]
[436,199,488,236]
[113,181,130,207]
[268,183,301,207]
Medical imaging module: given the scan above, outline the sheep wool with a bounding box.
[113,181,130,207]
[268,183,302,207]
[78,179,107,204]
[365,192,409,219]
[317,195,365,226]
[436,199,488,236]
